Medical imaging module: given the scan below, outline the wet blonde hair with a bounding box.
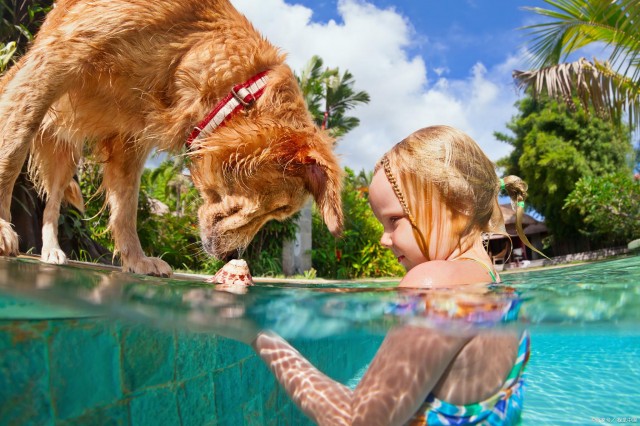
[375,125,533,261]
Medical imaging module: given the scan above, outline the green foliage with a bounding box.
[496,94,633,249]
[242,215,298,277]
[1,0,53,57]
[564,172,640,243]
[515,0,640,129]
[141,158,199,215]
[78,160,112,251]
[0,40,15,72]
[312,168,405,279]
[296,55,370,139]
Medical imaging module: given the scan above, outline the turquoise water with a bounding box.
[1,255,640,425]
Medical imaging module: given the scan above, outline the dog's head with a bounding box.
[189,66,343,258]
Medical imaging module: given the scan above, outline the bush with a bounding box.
[564,172,640,244]
[312,168,404,279]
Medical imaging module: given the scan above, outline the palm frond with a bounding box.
[325,70,371,114]
[514,57,640,128]
[521,0,640,81]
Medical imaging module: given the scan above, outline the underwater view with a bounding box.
[1,255,639,425]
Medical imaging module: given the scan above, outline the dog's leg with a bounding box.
[0,50,75,256]
[30,132,82,264]
[102,139,172,277]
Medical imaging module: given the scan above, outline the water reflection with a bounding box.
[2,256,640,335]
[250,286,528,425]
[2,256,639,424]
[0,257,532,424]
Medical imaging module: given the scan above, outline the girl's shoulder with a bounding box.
[399,261,452,288]
[399,258,494,289]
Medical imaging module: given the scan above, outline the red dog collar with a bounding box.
[186,70,270,148]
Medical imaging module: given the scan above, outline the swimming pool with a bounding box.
[1,255,639,425]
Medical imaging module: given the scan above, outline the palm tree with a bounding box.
[296,55,328,121]
[321,69,370,137]
[296,55,370,139]
[513,0,640,128]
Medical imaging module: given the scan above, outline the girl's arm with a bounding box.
[252,325,470,426]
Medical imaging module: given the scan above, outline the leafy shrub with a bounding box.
[312,168,404,279]
[564,172,640,244]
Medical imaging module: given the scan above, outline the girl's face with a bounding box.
[369,169,428,271]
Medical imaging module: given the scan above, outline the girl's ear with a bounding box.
[301,152,343,237]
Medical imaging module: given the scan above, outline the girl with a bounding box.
[252,126,536,425]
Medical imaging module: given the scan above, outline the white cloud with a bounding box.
[232,0,520,172]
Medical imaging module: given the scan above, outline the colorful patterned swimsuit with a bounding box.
[408,330,530,425]
[387,274,529,425]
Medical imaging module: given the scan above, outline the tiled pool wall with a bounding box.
[0,297,383,425]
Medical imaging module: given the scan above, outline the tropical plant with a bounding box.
[0,40,15,72]
[312,168,404,279]
[296,55,370,138]
[514,0,640,128]
[242,213,299,277]
[143,158,199,215]
[1,0,52,54]
[564,172,640,243]
[496,94,633,254]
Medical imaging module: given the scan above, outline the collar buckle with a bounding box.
[231,85,256,108]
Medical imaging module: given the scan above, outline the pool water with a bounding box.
[1,255,639,425]
[525,331,639,424]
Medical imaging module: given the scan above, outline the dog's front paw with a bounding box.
[41,247,68,265]
[0,219,19,256]
[124,256,172,277]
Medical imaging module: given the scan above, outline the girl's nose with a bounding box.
[379,232,392,248]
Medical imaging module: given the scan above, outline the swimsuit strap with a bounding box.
[455,256,498,283]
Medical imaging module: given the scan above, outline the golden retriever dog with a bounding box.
[0,0,343,276]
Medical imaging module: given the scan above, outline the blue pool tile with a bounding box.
[216,336,254,367]
[176,375,216,425]
[121,324,175,393]
[57,401,130,426]
[213,365,242,417]
[243,395,265,426]
[239,357,264,395]
[0,321,53,426]
[216,410,245,426]
[129,387,179,426]
[175,330,219,380]
[262,388,279,422]
[48,320,121,420]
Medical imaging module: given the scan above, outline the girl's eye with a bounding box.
[389,216,402,224]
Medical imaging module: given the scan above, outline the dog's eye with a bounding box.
[205,189,221,202]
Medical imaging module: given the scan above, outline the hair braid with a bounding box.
[382,155,430,258]
[382,156,415,225]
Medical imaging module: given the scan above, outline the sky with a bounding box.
[229,0,557,172]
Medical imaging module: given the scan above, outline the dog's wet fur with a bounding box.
[0,0,343,276]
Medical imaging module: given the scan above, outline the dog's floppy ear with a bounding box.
[301,151,343,237]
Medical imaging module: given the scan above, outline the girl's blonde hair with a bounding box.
[375,125,532,260]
